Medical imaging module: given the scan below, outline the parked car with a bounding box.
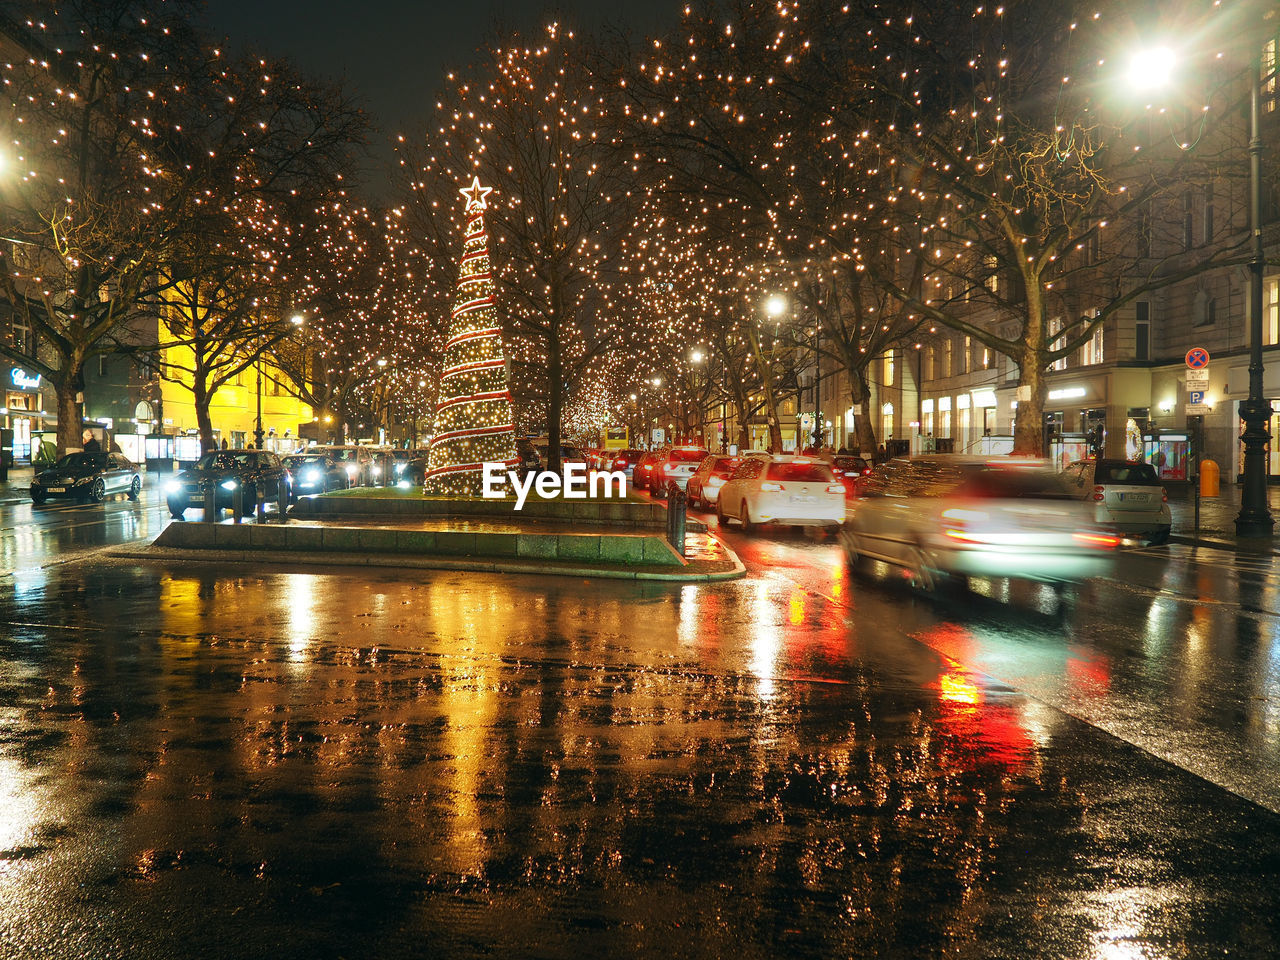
[841,456,1118,593]
[535,444,589,470]
[308,444,373,486]
[651,446,710,499]
[831,455,873,497]
[1062,458,1172,544]
[686,455,739,508]
[396,452,431,488]
[30,452,141,505]
[365,448,396,486]
[716,454,846,532]
[606,449,646,480]
[631,450,668,491]
[282,452,348,498]
[164,449,290,519]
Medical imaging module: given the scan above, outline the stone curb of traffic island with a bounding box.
[106,544,748,583]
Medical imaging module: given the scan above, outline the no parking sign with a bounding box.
[1185,347,1210,369]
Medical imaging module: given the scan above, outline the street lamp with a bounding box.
[1131,38,1272,535]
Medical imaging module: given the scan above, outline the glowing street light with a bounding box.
[1125,47,1175,91]
[764,294,788,319]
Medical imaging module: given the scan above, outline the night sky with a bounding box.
[202,0,682,193]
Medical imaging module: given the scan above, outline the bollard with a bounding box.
[232,484,243,524]
[667,487,687,557]
[277,478,289,522]
[204,484,218,522]
[256,483,267,522]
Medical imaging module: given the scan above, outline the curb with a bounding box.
[1169,533,1280,556]
[106,543,747,583]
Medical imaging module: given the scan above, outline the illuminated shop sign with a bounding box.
[10,368,40,390]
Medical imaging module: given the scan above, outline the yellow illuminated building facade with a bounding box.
[155,315,314,452]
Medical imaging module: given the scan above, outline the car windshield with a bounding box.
[959,467,1072,499]
[285,456,324,466]
[54,452,106,470]
[196,452,254,470]
[668,449,707,463]
[322,449,358,461]
[710,458,737,475]
[1095,462,1159,485]
[766,462,835,482]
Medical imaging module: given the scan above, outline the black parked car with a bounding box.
[165,450,289,519]
[30,452,141,505]
[282,452,348,499]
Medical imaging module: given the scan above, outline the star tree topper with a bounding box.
[459,176,493,213]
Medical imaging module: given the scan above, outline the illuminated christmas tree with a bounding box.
[423,177,518,496]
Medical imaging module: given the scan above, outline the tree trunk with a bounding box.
[1012,356,1047,456]
[746,328,784,452]
[54,363,85,454]
[546,325,563,472]
[849,374,878,457]
[194,377,216,453]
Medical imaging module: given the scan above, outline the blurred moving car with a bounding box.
[366,449,395,486]
[282,452,348,498]
[607,449,646,480]
[308,445,373,486]
[652,446,709,499]
[396,452,431,488]
[630,450,668,491]
[831,455,872,497]
[1062,458,1172,544]
[716,454,845,532]
[165,450,290,519]
[30,452,141,504]
[685,455,739,508]
[841,456,1117,592]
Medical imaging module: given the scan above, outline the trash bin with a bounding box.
[1199,459,1220,498]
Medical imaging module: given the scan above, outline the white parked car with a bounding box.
[716,454,846,531]
[842,456,1117,593]
[652,446,709,499]
[1061,459,1172,544]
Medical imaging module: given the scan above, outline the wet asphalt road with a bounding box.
[1,491,1279,958]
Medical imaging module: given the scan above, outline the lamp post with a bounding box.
[1235,47,1273,536]
[1128,39,1273,535]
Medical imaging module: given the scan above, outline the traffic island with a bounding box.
[127,515,743,582]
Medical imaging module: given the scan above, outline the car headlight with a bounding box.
[372,466,382,477]
[303,469,321,481]
[345,465,358,477]
[164,479,182,494]
[396,479,411,489]
[394,462,406,475]
[220,480,238,491]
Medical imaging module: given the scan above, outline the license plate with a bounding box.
[1118,493,1149,502]
[791,495,815,503]
[47,487,65,493]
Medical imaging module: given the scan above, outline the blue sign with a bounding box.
[1188,390,1205,405]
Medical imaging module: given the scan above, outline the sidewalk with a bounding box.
[1166,483,1280,554]
[0,465,34,504]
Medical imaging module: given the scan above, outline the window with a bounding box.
[942,339,953,378]
[883,351,894,387]
[982,346,991,370]
[99,355,109,377]
[881,402,894,440]
[1266,279,1279,346]
[1049,318,1068,371]
[958,336,970,375]
[1135,320,1150,362]
[1203,183,1215,245]
[923,347,935,381]
[983,255,1000,294]
[1265,34,1278,115]
[1081,320,1104,366]
[1182,191,1194,251]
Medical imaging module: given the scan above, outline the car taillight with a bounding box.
[1074,531,1120,550]
[1161,487,1168,502]
[760,482,782,492]
[642,464,651,470]
[614,459,626,467]
[707,476,726,488]
[1091,485,1106,501]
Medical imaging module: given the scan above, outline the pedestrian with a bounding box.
[876,443,887,464]
[220,438,229,450]
[82,432,101,453]
[837,446,850,456]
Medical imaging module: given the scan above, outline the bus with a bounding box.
[603,425,629,450]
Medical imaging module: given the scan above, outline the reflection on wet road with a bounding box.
[0,501,1277,956]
